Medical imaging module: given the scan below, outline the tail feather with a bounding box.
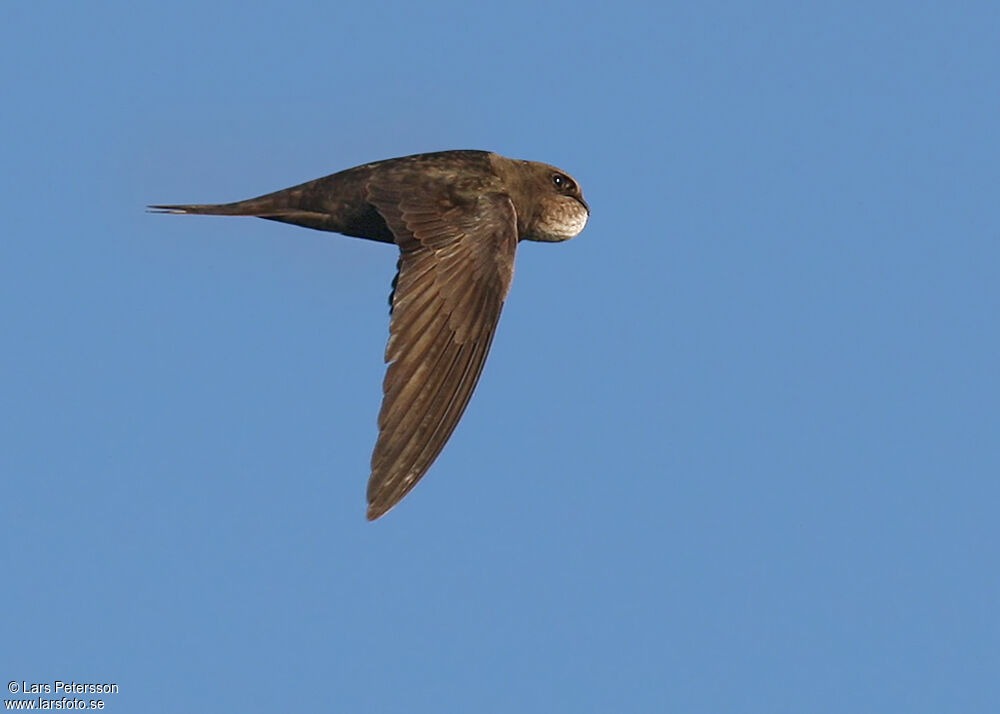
[146,198,283,216]
[148,167,394,241]
[148,203,225,214]
[147,193,338,231]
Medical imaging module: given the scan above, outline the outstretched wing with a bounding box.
[364,179,518,520]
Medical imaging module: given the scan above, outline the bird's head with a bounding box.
[493,156,590,242]
[524,162,589,242]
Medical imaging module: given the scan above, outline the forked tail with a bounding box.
[147,197,283,216]
[148,166,393,241]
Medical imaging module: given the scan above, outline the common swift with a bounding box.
[151,150,589,519]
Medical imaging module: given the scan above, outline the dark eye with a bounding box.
[552,173,574,191]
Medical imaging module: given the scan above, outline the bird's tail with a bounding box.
[147,184,346,233]
[147,194,292,217]
[148,166,386,238]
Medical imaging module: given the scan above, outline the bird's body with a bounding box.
[151,150,589,519]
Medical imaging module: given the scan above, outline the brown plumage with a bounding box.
[150,150,589,519]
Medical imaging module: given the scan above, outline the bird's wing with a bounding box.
[364,179,518,520]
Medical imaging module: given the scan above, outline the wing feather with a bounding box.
[364,180,517,519]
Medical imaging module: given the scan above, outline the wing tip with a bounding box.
[366,500,391,521]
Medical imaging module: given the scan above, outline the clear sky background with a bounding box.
[2,2,997,712]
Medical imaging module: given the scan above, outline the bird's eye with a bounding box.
[552,173,574,191]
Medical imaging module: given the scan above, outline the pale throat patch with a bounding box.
[537,197,589,240]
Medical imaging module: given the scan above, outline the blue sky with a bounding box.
[2,1,998,712]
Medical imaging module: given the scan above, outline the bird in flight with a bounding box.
[151,150,589,519]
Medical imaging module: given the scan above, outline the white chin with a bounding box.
[537,203,588,241]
